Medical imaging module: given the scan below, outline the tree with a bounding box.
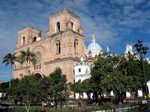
[39,68,68,108]
[13,76,40,112]
[2,53,18,87]
[7,79,20,104]
[38,76,55,107]
[89,52,150,104]
[2,53,18,66]
[101,70,127,103]
[81,78,93,100]
[119,54,144,97]
[19,47,36,75]
[0,82,9,93]
[49,68,68,108]
[90,54,113,102]
[70,80,83,97]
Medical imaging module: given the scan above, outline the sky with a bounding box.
[0,0,150,81]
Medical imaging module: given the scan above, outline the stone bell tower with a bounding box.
[16,27,43,49]
[46,9,84,82]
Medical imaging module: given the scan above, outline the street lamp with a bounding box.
[134,39,149,110]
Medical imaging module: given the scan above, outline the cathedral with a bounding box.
[13,9,102,82]
[13,9,150,97]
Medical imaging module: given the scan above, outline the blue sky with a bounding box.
[0,0,150,81]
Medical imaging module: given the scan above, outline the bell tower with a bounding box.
[16,27,43,49]
[47,9,84,82]
[48,9,84,60]
[48,9,83,36]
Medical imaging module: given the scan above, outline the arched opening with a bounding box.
[56,40,61,54]
[56,22,60,32]
[66,23,68,28]
[32,36,37,42]
[34,73,42,78]
[74,39,78,54]
[22,36,25,45]
[71,22,73,29]
[87,60,94,67]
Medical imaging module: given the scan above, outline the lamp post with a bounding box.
[134,39,149,110]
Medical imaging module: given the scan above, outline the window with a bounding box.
[78,29,80,33]
[32,36,37,42]
[56,40,61,54]
[78,68,81,73]
[74,39,78,54]
[22,36,25,45]
[71,22,73,29]
[57,22,60,32]
[35,52,41,63]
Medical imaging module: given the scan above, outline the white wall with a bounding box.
[74,63,91,82]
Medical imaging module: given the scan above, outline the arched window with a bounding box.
[32,36,37,42]
[35,52,41,63]
[57,22,60,32]
[22,36,25,45]
[56,40,61,54]
[78,29,80,33]
[74,39,78,54]
[71,22,73,30]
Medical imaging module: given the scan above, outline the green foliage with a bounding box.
[8,68,68,111]
[71,53,150,103]
[7,79,19,100]
[81,79,92,94]
[17,76,40,103]
[8,76,41,112]
[0,81,9,92]
[19,47,36,65]
[46,68,68,107]
[2,53,18,66]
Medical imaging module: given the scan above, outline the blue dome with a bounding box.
[87,34,102,51]
[87,42,102,51]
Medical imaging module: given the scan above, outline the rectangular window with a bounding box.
[78,68,81,73]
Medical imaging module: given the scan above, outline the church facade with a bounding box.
[13,9,85,82]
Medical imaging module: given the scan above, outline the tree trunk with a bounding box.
[93,91,98,102]
[25,103,30,112]
[54,99,57,108]
[86,92,91,100]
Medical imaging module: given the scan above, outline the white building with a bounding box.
[74,57,91,82]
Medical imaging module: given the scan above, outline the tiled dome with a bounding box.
[87,35,102,52]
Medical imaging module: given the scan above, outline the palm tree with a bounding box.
[19,47,36,76]
[2,53,18,87]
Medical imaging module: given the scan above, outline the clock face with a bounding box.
[35,52,41,63]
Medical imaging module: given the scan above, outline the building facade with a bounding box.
[13,9,84,82]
